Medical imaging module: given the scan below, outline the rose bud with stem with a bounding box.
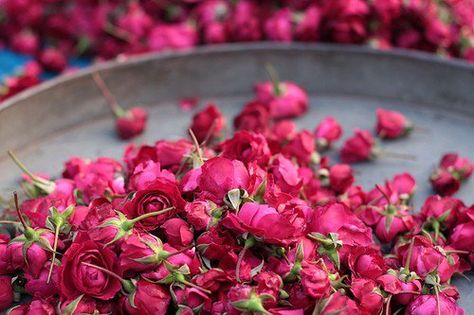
[153,260,211,295]
[45,206,75,283]
[99,207,175,246]
[9,192,56,277]
[8,150,55,195]
[92,72,148,140]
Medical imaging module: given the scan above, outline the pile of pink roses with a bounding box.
[2,0,474,101]
[1,76,473,314]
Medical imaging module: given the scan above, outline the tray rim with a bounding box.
[2,42,474,112]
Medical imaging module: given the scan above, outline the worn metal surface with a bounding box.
[0,43,473,306]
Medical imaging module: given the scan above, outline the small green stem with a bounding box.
[404,238,415,270]
[264,63,282,96]
[47,222,62,283]
[180,279,211,295]
[8,151,52,187]
[236,238,255,283]
[127,207,175,225]
[0,220,19,225]
[81,262,125,283]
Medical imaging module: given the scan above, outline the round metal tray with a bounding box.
[0,43,473,306]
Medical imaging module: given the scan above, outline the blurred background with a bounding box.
[0,0,473,102]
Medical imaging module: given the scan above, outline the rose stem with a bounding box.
[127,207,175,225]
[404,237,415,270]
[264,63,282,96]
[382,151,417,161]
[8,150,52,187]
[91,72,126,117]
[188,128,204,162]
[47,223,61,283]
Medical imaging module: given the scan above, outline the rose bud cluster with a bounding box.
[430,153,474,196]
[2,0,474,102]
[1,75,472,314]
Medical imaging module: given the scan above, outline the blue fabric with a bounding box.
[0,48,92,81]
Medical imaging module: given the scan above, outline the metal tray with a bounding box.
[0,43,473,306]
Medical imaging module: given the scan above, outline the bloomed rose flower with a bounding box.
[228,0,262,42]
[122,179,185,231]
[162,218,194,249]
[350,278,384,314]
[127,160,176,191]
[59,237,121,300]
[155,139,194,173]
[319,292,361,314]
[220,131,271,167]
[282,130,316,165]
[190,104,226,143]
[270,154,302,196]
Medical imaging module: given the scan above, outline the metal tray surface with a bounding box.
[0,43,473,307]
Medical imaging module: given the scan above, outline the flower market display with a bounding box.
[1,0,474,101]
[0,75,473,314]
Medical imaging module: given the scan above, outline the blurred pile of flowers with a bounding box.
[1,0,473,102]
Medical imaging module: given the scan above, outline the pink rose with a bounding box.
[162,218,194,249]
[314,116,343,149]
[348,247,386,280]
[234,101,271,134]
[329,164,354,194]
[264,9,292,42]
[190,104,226,143]
[116,107,148,140]
[197,157,249,204]
[405,294,463,315]
[220,131,271,167]
[375,108,412,139]
[340,129,376,163]
[0,276,13,312]
[300,262,330,298]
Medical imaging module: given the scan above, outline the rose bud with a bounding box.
[92,72,148,140]
[24,262,59,298]
[329,164,354,194]
[264,9,292,42]
[0,276,13,312]
[228,0,262,42]
[197,157,250,204]
[11,29,39,55]
[155,139,194,173]
[121,280,171,315]
[374,209,415,244]
[431,153,474,196]
[269,154,302,196]
[39,47,67,73]
[254,67,308,119]
[396,236,444,279]
[162,218,194,249]
[319,292,360,314]
[254,271,283,306]
[148,23,198,52]
[184,199,215,231]
[121,179,185,231]
[128,160,175,191]
[375,108,413,139]
[314,116,343,149]
[0,235,12,275]
[8,298,55,315]
[222,202,296,245]
[282,130,318,166]
[59,295,112,315]
[430,169,461,196]
[59,237,121,300]
[233,101,272,134]
[190,104,226,143]
[220,131,271,167]
[116,2,153,39]
[421,195,464,236]
[295,5,322,41]
[267,120,298,153]
[350,278,384,314]
[405,293,463,315]
[348,247,386,280]
[300,261,330,298]
[227,285,273,314]
[340,129,378,163]
[8,195,55,278]
[174,287,209,313]
[449,221,474,254]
